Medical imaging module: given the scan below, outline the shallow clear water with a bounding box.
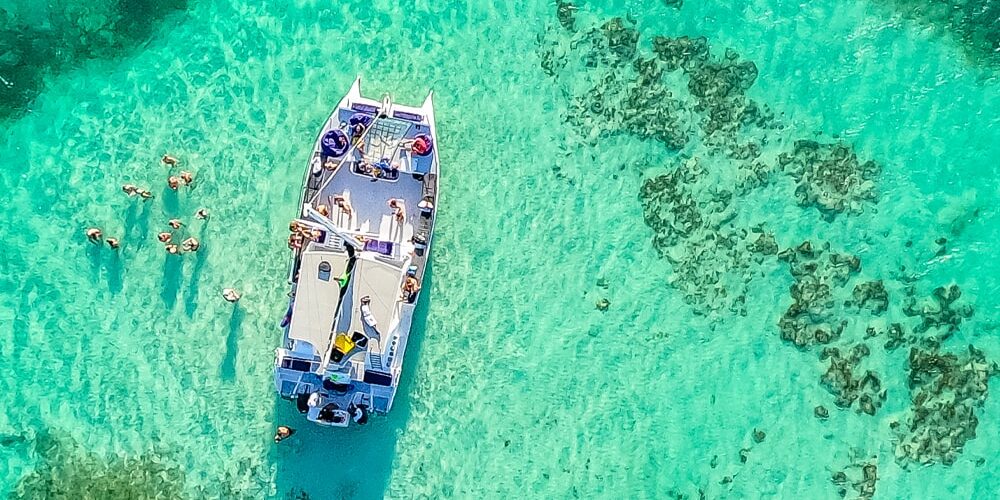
[1,0,999,498]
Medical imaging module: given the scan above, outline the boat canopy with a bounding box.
[287,250,350,357]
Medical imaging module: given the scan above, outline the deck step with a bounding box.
[369,352,383,371]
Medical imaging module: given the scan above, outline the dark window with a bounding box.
[281,358,313,372]
[318,261,332,281]
[363,370,393,386]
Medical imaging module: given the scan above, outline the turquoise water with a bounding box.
[1,0,999,498]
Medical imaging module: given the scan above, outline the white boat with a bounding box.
[273,77,439,427]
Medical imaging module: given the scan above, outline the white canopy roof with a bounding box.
[287,250,350,357]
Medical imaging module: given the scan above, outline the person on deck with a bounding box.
[402,276,420,302]
[388,198,406,223]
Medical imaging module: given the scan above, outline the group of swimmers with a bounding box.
[157,218,202,255]
[85,154,209,256]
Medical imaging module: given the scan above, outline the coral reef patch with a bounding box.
[539,1,998,471]
[880,0,1000,68]
[0,0,187,120]
[9,431,186,500]
[893,345,998,466]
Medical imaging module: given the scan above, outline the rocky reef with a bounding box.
[776,241,862,348]
[893,345,998,466]
[0,0,187,120]
[820,344,886,415]
[883,0,1000,67]
[639,158,758,315]
[10,431,186,500]
[903,284,974,339]
[540,1,997,470]
[831,459,879,499]
[777,141,880,220]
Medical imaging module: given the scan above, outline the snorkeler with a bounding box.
[181,237,200,252]
[274,426,295,443]
[222,288,241,302]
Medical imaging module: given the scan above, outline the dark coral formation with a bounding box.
[776,241,860,348]
[883,0,1000,67]
[0,0,188,120]
[902,284,974,338]
[894,345,998,466]
[541,3,997,469]
[846,280,889,315]
[777,141,880,220]
[820,343,886,415]
[639,158,757,315]
[651,36,770,137]
[10,431,186,499]
[831,460,878,499]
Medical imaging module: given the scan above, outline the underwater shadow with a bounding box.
[160,255,184,310]
[161,186,180,215]
[220,305,244,381]
[86,242,102,282]
[184,226,209,317]
[103,251,124,294]
[123,202,152,250]
[272,262,435,499]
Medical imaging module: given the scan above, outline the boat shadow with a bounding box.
[272,261,434,499]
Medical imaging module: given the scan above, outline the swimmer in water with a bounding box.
[222,288,241,302]
[106,238,120,249]
[168,176,181,190]
[195,208,209,220]
[181,237,200,252]
[122,184,138,196]
[165,244,180,254]
[274,426,295,443]
[158,232,172,243]
[168,219,183,229]
[86,228,102,242]
[139,189,154,200]
[162,154,179,166]
[179,171,194,186]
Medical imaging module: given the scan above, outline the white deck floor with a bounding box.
[319,165,423,254]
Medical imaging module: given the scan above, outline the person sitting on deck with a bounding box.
[331,195,353,217]
[316,204,330,217]
[350,123,366,153]
[418,196,435,216]
[402,276,421,303]
[388,198,406,223]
